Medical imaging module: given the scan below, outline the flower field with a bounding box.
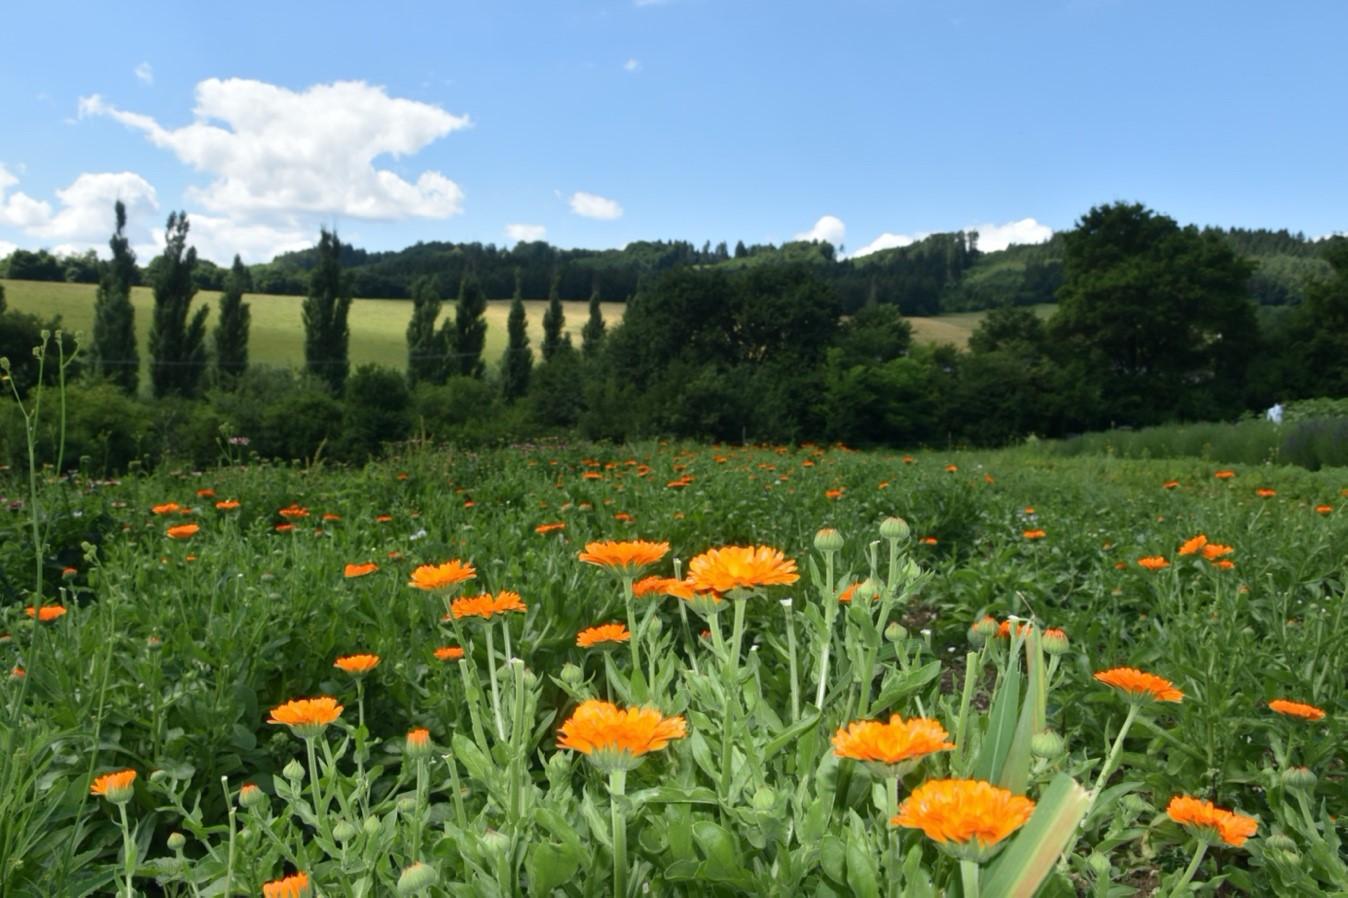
[2,441,1345,896]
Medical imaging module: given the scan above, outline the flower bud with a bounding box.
[1041,628,1070,656]
[149,769,170,785]
[813,528,844,554]
[884,622,906,643]
[855,578,882,603]
[363,816,382,836]
[968,616,997,646]
[1265,832,1297,854]
[1281,766,1317,792]
[1031,730,1064,759]
[560,663,584,687]
[398,862,439,894]
[879,516,910,541]
[751,787,777,812]
[397,796,418,816]
[482,830,511,857]
[167,832,186,851]
[239,782,265,809]
[333,821,358,843]
[405,727,432,760]
[283,759,305,782]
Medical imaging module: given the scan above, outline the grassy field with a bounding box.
[1,439,1344,894]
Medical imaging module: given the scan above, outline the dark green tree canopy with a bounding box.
[541,273,565,362]
[501,272,532,401]
[91,200,140,394]
[451,272,487,379]
[149,211,210,398]
[405,275,444,386]
[302,228,353,393]
[214,254,251,384]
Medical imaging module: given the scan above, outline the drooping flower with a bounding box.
[1166,796,1258,847]
[1137,555,1169,571]
[167,523,200,540]
[1268,699,1326,721]
[832,715,954,775]
[686,545,799,594]
[262,871,312,898]
[433,645,465,662]
[449,590,527,621]
[577,623,631,648]
[344,562,379,578]
[24,604,67,622]
[1177,534,1208,556]
[557,699,687,772]
[333,654,380,676]
[891,779,1035,863]
[90,769,137,804]
[577,540,670,576]
[267,697,344,739]
[408,560,477,591]
[1094,667,1184,703]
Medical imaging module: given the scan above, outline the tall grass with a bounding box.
[1041,417,1348,471]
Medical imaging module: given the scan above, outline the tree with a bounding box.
[148,212,209,398]
[302,228,353,393]
[834,302,912,364]
[1283,236,1348,397]
[967,306,1046,357]
[581,288,606,358]
[406,275,443,386]
[541,273,565,361]
[91,200,140,394]
[501,272,532,401]
[1050,202,1258,425]
[214,254,251,384]
[0,281,6,315]
[451,272,487,378]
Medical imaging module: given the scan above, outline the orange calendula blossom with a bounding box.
[1137,555,1169,571]
[25,604,67,622]
[1201,543,1233,560]
[262,871,312,898]
[557,699,687,772]
[333,654,380,675]
[1268,699,1326,721]
[534,521,566,534]
[1166,796,1258,847]
[344,562,378,579]
[215,499,240,510]
[167,523,200,539]
[1214,470,1236,480]
[891,779,1035,863]
[1315,504,1333,515]
[632,576,695,600]
[1162,480,1181,489]
[449,590,527,621]
[832,715,954,775]
[1094,667,1184,703]
[577,540,670,575]
[408,559,477,591]
[1177,534,1208,556]
[577,622,631,648]
[433,645,465,662]
[277,504,310,520]
[90,769,137,804]
[152,502,182,515]
[1022,529,1046,540]
[686,545,799,594]
[267,697,343,739]
[1255,487,1277,498]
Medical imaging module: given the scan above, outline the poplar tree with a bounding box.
[91,200,139,394]
[451,271,487,379]
[501,270,532,400]
[406,275,443,386]
[302,228,352,393]
[214,254,251,384]
[149,212,209,397]
[581,287,606,358]
[541,272,565,361]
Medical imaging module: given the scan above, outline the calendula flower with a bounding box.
[945,464,958,473]
[1094,667,1184,703]
[632,576,696,600]
[374,513,393,523]
[24,604,67,622]
[832,715,954,776]
[267,697,343,739]
[1214,470,1235,480]
[152,502,182,515]
[90,769,137,804]
[262,872,312,898]
[408,560,477,591]
[215,499,240,510]
[434,645,464,661]
[274,523,294,533]
[1315,504,1333,515]
[167,523,199,539]
[344,562,378,578]
[405,727,432,758]
[1178,534,1208,556]
[1041,628,1070,655]
[1137,555,1169,571]
[238,782,265,809]
[837,582,863,603]
[322,512,342,522]
[557,699,687,772]
[535,521,566,534]
[1268,699,1326,721]
[1256,488,1277,498]
[278,504,309,520]
[577,623,631,648]
[1162,480,1180,490]
[333,654,380,676]
[196,487,216,498]
[1201,543,1233,560]
[919,536,938,545]
[997,619,1030,638]
[577,540,670,576]
[1166,796,1258,847]
[449,590,527,621]
[891,779,1035,863]
[686,545,799,594]
[1022,529,1046,540]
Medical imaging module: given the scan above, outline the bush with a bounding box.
[340,364,411,460]
[0,380,151,474]
[411,377,502,444]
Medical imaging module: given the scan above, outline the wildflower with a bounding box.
[837,582,862,603]
[344,562,379,578]
[1256,487,1276,498]
[535,521,566,534]
[449,590,527,621]
[1137,555,1169,571]
[919,535,938,545]
[322,512,342,522]
[1201,543,1233,560]
[891,779,1035,863]
[1268,699,1326,721]
[1166,796,1258,847]
[239,782,265,809]
[577,540,670,575]
[825,488,844,500]
[196,487,216,498]
[278,504,309,520]
[945,464,958,473]
[1212,559,1235,570]
[686,545,799,594]
[1094,667,1184,703]
[24,604,67,622]
[433,645,466,662]
[1178,534,1208,556]
[1162,480,1180,489]
[405,727,433,759]
[408,560,477,591]
[151,502,182,515]
[90,769,137,804]
[1214,470,1235,480]
[1023,529,1046,540]
[275,523,294,533]
[267,697,344,739]
[613,512,634,523]
[167,523,199,539]
[577,623,631,648]
[1315,504,1333,515]
[557,699,687,772]
[215,499,240,510]
[333,654,380,676]
[374,513,393,523]
[632,576,696,600]
[832,715,954,776]
[262,872,312,898]
[997,619,1030,639]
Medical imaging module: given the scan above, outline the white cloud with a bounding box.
[569,191,623,220]
[185,214,313,264]
[969,217,1053,252]
[505,223,547,243]
[0,239,17,258]
[795,214,845,246]
[79,78,471,221]
[849,231,920,258]
[624,58,641,73]
[134,62,153,85]
[1,166,159,252]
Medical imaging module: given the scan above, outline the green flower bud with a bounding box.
[1041,628,1070,656]
[813,528,844,554]
[1031,730,1064,759]
[397,796,418,816]
[1265,833,1297,854]
[1281,766,1317,792]
[148,769,170,785]
[166,832,186,851]
[333,821,358,843]
[879,516,910,541]
[398,862,439,894]
[238,782,265,809]
[283,759,305,782]
[363,816,382,836]
[968,616,997,646]
[751,787,777,812]
[560,663,585,687]
[884,622,906,643]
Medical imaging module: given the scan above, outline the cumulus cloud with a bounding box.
[569,191,623,220]
[134,62,153,85]
[848,231,919,258]
[1,164,159,252]
[969,217,1053,252]
[505,223,547,243]
[79,78,471,221]
[795,214,845,246]
[0,239,17,258]
[624,58,641,72]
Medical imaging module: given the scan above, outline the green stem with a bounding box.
[485,624,505,740]
[117,802,136,898]
[1089,704,1140,807]
[446,751,468,830]
[784,599,799,722]
[305,737,323,820]
[220,777,236,896]
[960,858,980,898]
[1168,840,1208,898]
[610,768,628,898]
[953,651,979,775]
[413,757,427,859]
[623,576,641,686]
[718,598,748,799]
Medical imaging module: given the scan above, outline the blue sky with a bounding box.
[1,0,1344,264]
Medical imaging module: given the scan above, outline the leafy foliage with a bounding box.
[148,212,210,398]
[301,229,352,393]
[90,201,139,394]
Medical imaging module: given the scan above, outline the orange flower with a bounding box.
[322,512,342,522]
[344,562,378,578]
[1315,504,1333,515]
[1201,543,1233,560]
[1268,699,1326,721]
[1162,480,1180,490]
[1255,487,1277,498]
[613,512,634,523]
[408,559,477,591]
[1022,529,1046,540]
[832,715,953,773]
[274,523,294,533]
[196,487,216,498]
[944,464,958,473]
[1214,470,1236,480]
[577,622,631,648]
[215,499,240,510]
[919,536,938,545]
[1094,667,1184,703]
[577,540,670,575]
[1023,506,1036,514]
[1137,555,1169,571]
[262,872,311,898]
[632,576,696,600]
[24,604,67,622]
[686,545,799,594]
[374,513,393,523]
[333,653,380,675]
[278,504,309,520]
[151,502,182,515]
[406,727,432,758]
[837,581,862,603]
[450,590,527,621]
[1166,796,1258,847]
[996,619,1030,638]
[535,521,566,534]
[1212,559,1235,570]
[825,488,844,500]
[557,699,687,771]
[891,779,1035,862]
[267,696,343,738]
[1177,534,1208,556]
[90,769,137,803]
[434,645,465,662]
[167,523,199,540]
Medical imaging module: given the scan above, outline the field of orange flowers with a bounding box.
[1,441,1345,896]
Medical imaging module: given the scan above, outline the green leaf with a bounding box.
[525,842,580,896]
[982,774,1091,898]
